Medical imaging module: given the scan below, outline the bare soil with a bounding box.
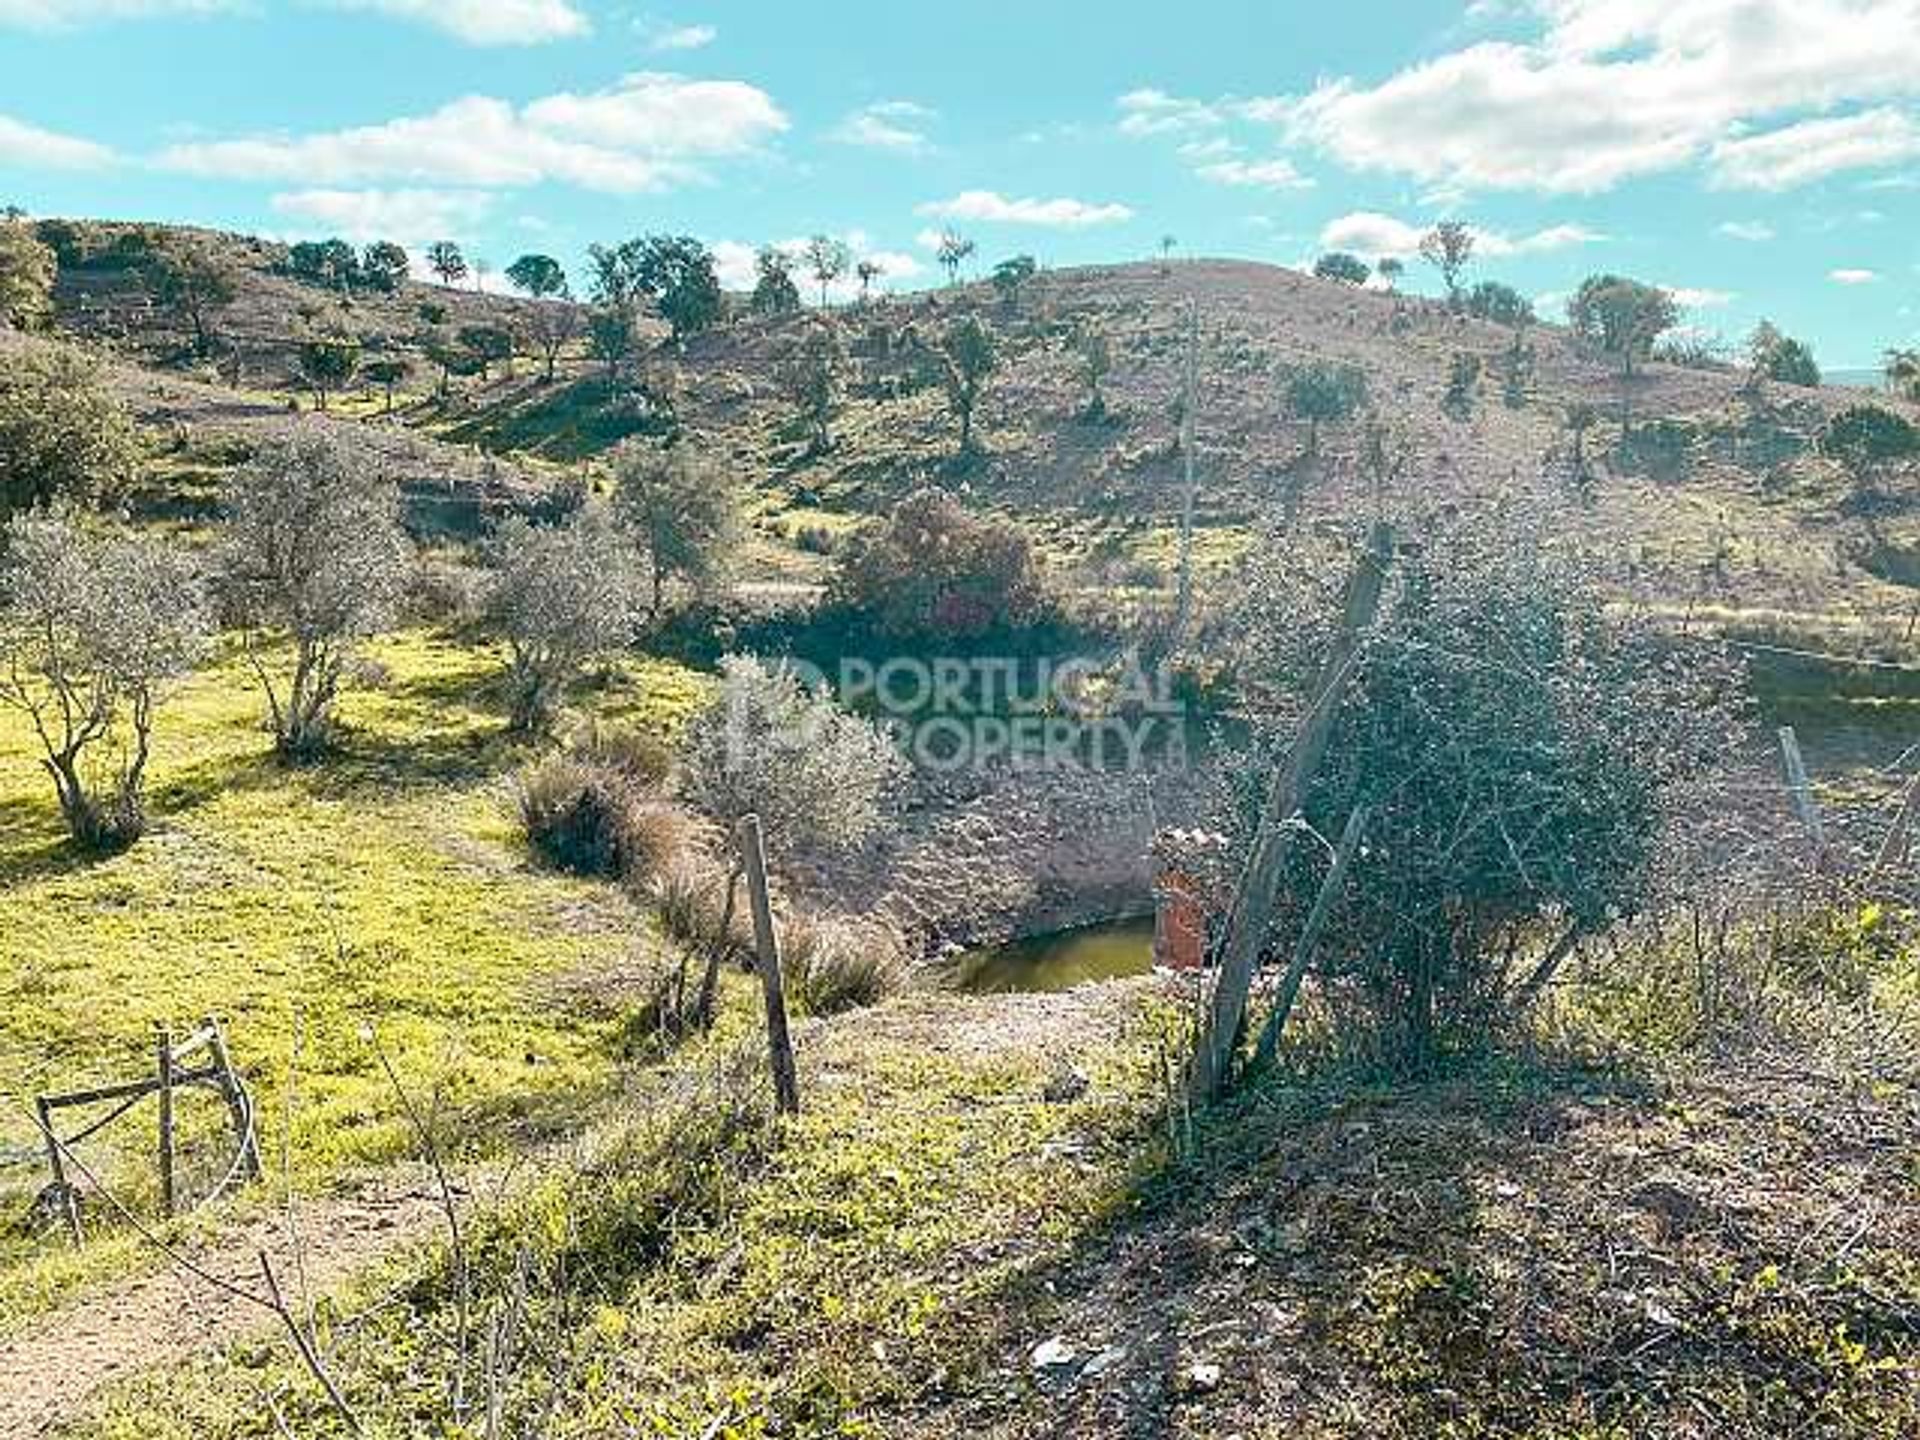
[0,1170,446,1437]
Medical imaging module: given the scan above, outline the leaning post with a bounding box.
[738,814,801,1116]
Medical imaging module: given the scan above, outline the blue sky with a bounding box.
[1,0,1914,365]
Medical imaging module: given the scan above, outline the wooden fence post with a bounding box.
[1187,522,1392,1104]
[156,1027,176,1218]
[738,815,800,1116]
[35,1097,82,1247]
[1249,804,1368,1072]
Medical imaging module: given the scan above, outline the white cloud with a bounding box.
[0,0,237,25]
[1116,89,1226,137]
[643,21,715,51]
[1197,157,1313,190]
[1710,108,1920,190]
[831,100,935,154]
[1274,0,1920,194]
[1667,286,1735,308]
[1318,210,1604,260]
[270,188,495,244]
[1717,220,1775,241]
[917,190,1133,228]
[0,112,115,169]
[328,0,589,45]
[1831,268,1881,284]
[157,74,786,195]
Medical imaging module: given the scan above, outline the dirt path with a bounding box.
[0,1169,447,1437]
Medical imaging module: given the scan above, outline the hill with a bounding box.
[33,220,1920,665]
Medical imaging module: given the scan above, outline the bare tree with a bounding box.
[487,506,648,733]
[803,235,851,309]
[1419,221,1474,302]
[935,229,975,286]
[221,427,414,757]
[0,510,210,848]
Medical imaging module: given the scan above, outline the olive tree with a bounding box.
[611,441,745,615]
[1285,361,1368,456]
[681,653,906,1022]
[1569,275,1678,378]
[776,319,849,453]
[1074,322,1113,419]
[142,238,237,356]
[1748,321,1820,388]
[426,241,468,288]
[487,506,648,733]
[931,313,997,454]
[0,218,56,330]
[221,428,414,756]
[0,510,211,848]
[1313,252,1370,286]
[750,246,802,316]
[0,341,140,519]
[298,334,359,410]
[1224,515,1738,1066]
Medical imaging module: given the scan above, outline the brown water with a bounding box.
[955,916,1156,993]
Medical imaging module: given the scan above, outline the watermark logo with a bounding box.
[788,652,1190,774]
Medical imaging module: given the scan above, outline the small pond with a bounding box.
[954,915,1156,993]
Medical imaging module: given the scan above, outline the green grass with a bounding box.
[68,988,1169,1439]
[0,629,713,1324]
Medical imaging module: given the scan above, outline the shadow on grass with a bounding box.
[895,1033,1917,1440]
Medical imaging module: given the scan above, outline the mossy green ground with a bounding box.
[0,629,712,1323]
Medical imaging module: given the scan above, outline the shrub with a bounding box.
[0,218,56,330]
[514,749,695,885]
[0,340,140,519]
[1747,321,1820,387]
[1286,361,1369,455]
[1313,252,1370,286]
[1821,404,1920,503]
[650,855,753,958]
[573,722,673,791]
[783,913,907,1015]
[1227,514,1741,1067]
[1463,281,1533,327]
[827,487,1049,640]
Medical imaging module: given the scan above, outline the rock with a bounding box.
[1030,1337,1078,1370]
[1180,1361,1222,1394]
[1082,1345,1128,1378]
